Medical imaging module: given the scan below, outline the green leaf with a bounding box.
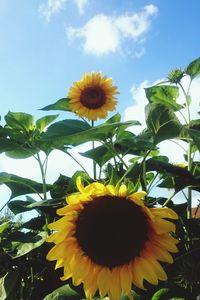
[80,145,112,167]
[8,197,36,214]
[7,231,48,258]
[8,197,63,214]
[151,288,170,300]
[22,216,46,230]
[145,85,182,111]
[0,172,52,199]
[145,103,182,144]
[0,138,36,158]
[0,269,19,300]
[105,112,121,123]
[0,222,10,234]
[43,284,80,300]
[185,57,200,79]
[36,114,59,132]
[188,128,200,151]
[40,98,72,112]
[4,111,34,132]
[41,119,139,147]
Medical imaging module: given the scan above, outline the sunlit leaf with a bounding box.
[145,85,182,111]
[4,111,34,132]
[40,98,72,112]
[185,57,200,79]
[0,222,10,234]
[6,231,48,258]
[36,114,59,132]
[145,103,182,144]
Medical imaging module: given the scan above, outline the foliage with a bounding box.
[0,57,200,299]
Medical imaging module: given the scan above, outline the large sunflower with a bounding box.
[68,72,118,121]
[46,177,179,300]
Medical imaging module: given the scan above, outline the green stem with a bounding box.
[36,153,47,200]
[162,191,176,207]
[66,151,90,176]
[178,81,193,219]
[91,121,97,180]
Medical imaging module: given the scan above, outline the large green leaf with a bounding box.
[36,114,59,132]
[145,85,182,111]
[8,197,63,214]
[185,57,200,79]
[40,98,72,112]
[41,119,139,147]
[43,284,80,300]
[6,231,48,258]
[0,172,52,199]
[0,269,19,300]
[4,111,34,132]
[145,103,182,144]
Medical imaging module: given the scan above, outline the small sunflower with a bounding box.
[46,177,179,300]
[68,72,118,121]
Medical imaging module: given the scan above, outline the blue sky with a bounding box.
[1,0,200,118]
[0,0,200,211]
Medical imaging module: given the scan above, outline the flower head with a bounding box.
[68,72,118,121]
[167,68,184,84]
[46,177,179,300]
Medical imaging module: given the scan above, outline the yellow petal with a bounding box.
[55,259,64,269]
[48,216,75,230]
[135,257,158,285]
[109,268,121,300]
[83,265,99,300]
[153,234,179,253]
[118,184,127,197]
[56,203,83,216]
[129,192,146,206]
[120,265,132,294]
[149,258,167,281]
[46,242,66,261]
[153,217,176,234]
[106,184,116,195]
[76,176,85,193]
[97,267,111,298]
[150,207,178,219]
[150,243,174,264]
[131,260,145,290]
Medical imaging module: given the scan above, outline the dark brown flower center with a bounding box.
[75,195,149,268]
[80,86,106,109]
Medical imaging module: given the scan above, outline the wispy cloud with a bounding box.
[38,0,67,23]
[39,0,90,23]
[74,0,89,15]
[66,4,158,55]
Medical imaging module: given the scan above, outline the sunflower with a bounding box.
[68,72,118,121]
[46,177,179,300]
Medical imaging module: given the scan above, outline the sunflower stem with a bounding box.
[91,121,97,180]
[178,81,193,219]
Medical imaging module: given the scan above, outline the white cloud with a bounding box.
[66,4,158,55]
[38,0,89,22]
[38,0,67,23]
